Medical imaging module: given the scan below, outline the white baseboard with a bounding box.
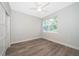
[11,36,41,44]
[44,37,79,50]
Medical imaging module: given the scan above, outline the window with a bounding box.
[42,17,57,32]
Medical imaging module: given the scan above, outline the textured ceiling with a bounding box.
[9,2,74,18]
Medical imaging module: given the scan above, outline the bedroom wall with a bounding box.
[42,3,79,50]
[11,10,42,44]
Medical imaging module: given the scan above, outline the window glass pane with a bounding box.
[43,17,57,32]
[48,18,57,32]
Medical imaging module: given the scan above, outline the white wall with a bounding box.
[11,10,42,44]
[42,3,79,50]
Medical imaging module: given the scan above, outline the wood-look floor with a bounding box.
[6,38,79,56]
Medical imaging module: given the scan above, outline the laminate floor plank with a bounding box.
[6,38,79,56]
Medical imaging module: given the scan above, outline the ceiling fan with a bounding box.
[30,2,50,12]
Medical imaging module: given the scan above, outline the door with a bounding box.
[0,3,6,55]
[0,3,10,56]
